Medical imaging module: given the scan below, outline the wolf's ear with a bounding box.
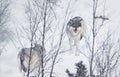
[67,19,73,26]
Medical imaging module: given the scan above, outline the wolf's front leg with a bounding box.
[68,38,74,54]
[74,39,80,56]
[68,37,73,49]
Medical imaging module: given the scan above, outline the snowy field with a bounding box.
[0,0,120,77]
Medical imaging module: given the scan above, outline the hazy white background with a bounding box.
[0,0,120,77]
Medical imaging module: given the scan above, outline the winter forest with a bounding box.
[0,0,120,77]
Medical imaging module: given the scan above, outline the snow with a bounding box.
[0,0,120,77]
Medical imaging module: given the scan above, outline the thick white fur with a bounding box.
[18,44,45,76]
[66,17,86,55]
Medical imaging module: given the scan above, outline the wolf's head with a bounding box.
[67,17,84,35]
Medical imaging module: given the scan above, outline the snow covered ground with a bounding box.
[0,0,120,77]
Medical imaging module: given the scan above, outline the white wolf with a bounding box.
[18,43,46,76]
[66,16,86,54]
